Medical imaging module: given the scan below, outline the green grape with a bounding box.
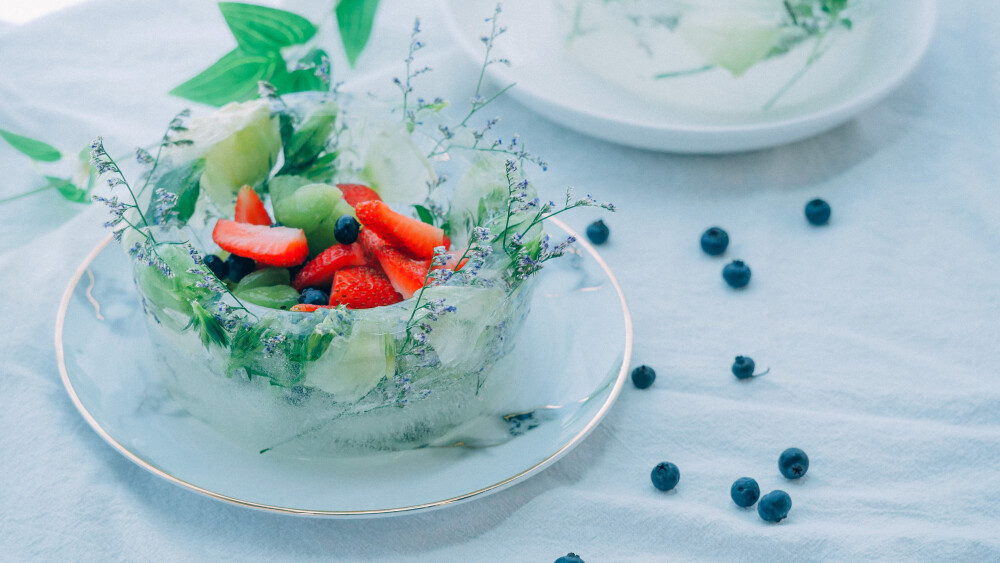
[234,268,290,292]
[234,285,301,309]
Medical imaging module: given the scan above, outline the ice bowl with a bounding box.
[100,89,588,458]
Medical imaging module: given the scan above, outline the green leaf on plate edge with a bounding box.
[0,128,62,162]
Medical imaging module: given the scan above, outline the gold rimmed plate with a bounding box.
[55,218,632,516]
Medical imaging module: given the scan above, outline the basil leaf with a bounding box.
[0,128,62,162]
[413,204,434,226]
[219,2,317,54]
[336,0,380,67]
[281,99,338,174]
[147,159,204,224]
[170,49,281,107]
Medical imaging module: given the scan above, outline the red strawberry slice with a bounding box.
[355,200,449,259]
[234,185,272,226]
[359,229,431,299]
[292,243,368,291]
[336,184,382,207]
[329,266,403,309]
[212,220,308,267]
[289,304,332,312]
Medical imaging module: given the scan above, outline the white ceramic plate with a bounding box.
[441,0,937,153]
[55,218,631,517]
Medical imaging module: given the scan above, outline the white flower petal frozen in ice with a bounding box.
[304,322,396,403]
[170,100,281,208]
[422,285,508,366]
[447,154,509,243]
[677,4,787,76]
[360,122,438,205]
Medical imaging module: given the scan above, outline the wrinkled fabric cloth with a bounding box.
[1,1,998,561]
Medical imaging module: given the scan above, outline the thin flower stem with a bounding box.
[0,183,58,204]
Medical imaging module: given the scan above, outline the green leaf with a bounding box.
[219,2,317,54]
[44,176,89,203]
[281,98,338,174]
[147,159,204,224]
[413,204,434,226]
[0,128,62,162]
[336,0,380,67]
[170,49,281,107]
[187,301,231,349]
[271,48,329,94]
[822,0,848,15]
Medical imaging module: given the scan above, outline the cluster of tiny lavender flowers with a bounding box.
[262,333,287,357]
[127,240,174,278]
[151,188,179,225]
[185,242,229,294]
[511,232,576,280]
[402,295,457,365]
[456,226,494,284]
[395,18,432,127]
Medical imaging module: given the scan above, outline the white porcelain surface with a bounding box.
[56,220,631,516]
[441,0,937,153]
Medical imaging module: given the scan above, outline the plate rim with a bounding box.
[54,217,633,517]
[440,0,938,145]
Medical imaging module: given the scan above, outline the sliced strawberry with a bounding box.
[355,200,449,259]
[212,220,308,267]
[329,266,403,309]
[359,229,431,299]
[336,184,382,207]
[292,243,368,291]
[234,185,272,226]
[289,304,332,312]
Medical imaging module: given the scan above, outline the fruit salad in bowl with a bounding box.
[91,79,612,457]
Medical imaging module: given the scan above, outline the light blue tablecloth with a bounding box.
[2,1,999,560]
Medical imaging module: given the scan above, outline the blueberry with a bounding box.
[651,461,680,491]
[226,255,255,283]
[631,365,656,389]
[555,554,585,563]
[805,199,831,225]
[730,477,760,508]
[271,221,285,228]
[722,260,751,288]
[700,227,729,256]
[731,356,755,380]
[779,447,809,479]
[586,220,609,245]
[757,490,792,523]
[298,287,329,306]
[203,254,228,280]
[334,215,361,245]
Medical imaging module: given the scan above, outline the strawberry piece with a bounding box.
[289,304,332,312]
[234,185,272,226]
[355,200,449,259]
[336,184,382,207]
[329,266,403,309]
[359,229,431,299]
[211,220,308,267]
[292,243,368,291]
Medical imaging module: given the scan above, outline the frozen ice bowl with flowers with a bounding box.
[90,53,612,457]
